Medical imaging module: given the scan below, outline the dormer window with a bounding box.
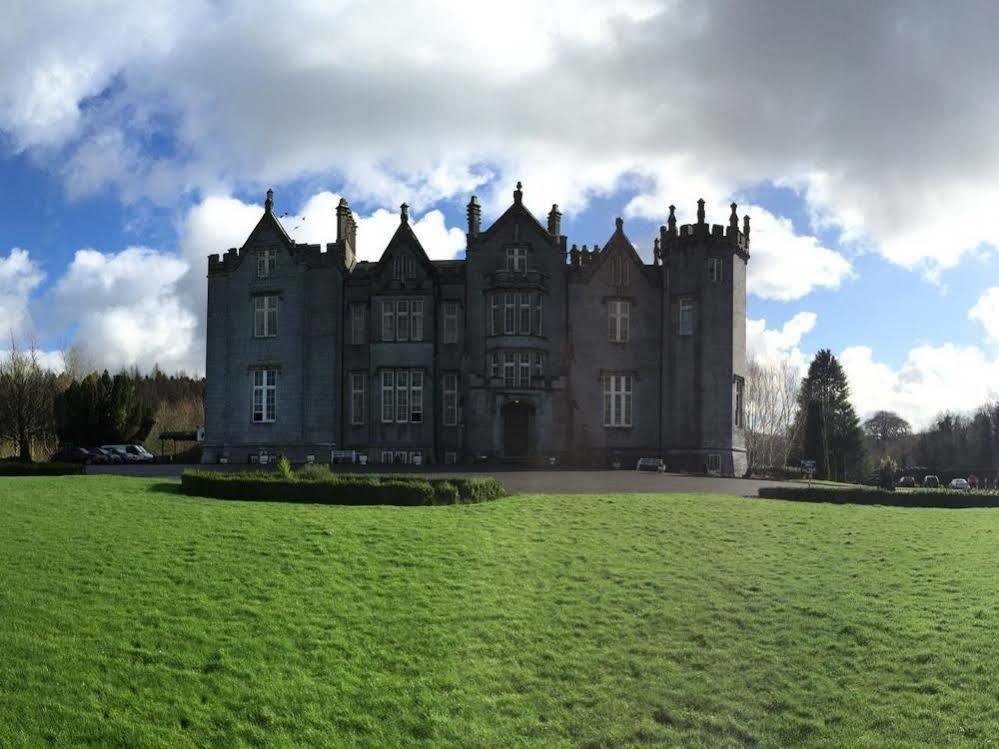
[393,254,416,280]
[506,247,528,273]
[611,256,629,286]
[257,248,276,278]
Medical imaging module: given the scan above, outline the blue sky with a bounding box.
[1,0,998,429]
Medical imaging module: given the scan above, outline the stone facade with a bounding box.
[203,185,749,476]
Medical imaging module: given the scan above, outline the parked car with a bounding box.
[923,475,940,488]
[89,447,124,464]
[102,444,155,463]
[948,478,970,490]
[896,475,916,488]
[50,447,96,464]
[636,457,666,473]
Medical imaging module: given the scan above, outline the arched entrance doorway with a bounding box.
[502,401,533,458]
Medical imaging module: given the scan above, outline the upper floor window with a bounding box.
[257,248,276,278]
[380,368,424,423]
[350,372,366,425]
[351,304,366,345]
[251,369,277,422]
[380,298,424,341]
[489,292,543,336]
[506,247,528,272]
[254,295,278,337]
[443,302,459,344]
[489,350,543,388]
[603,374,633,428]
[610,256,629,286]
[608,300,630,343]
[734,376,745,429]
[393,253,416,280]
[709,257,723,283]
[678,298,694,336]
[442,373,459,426]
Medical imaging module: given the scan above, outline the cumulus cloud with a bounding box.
[0,248,46,337]
[840,344,999,430]
[746,311,817,372]
[51,247,197,373]
[969,287,999,343]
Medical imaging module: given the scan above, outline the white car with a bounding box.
[948,478,970,490]
[636,457,666,473]
[102,444,155,463]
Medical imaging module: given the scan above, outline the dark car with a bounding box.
[50,447,96,464]
[89,447,123,464]
[923,475,940,488]
[896,476,916,488]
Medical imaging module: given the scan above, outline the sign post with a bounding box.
[802,459,816,486]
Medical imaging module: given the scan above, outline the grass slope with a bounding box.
[1,477,998,747]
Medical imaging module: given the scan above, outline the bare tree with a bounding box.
[0,334,56,462]
[745,355,801,473]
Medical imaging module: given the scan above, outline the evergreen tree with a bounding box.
[795,349,865,481]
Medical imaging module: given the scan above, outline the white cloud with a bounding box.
[840,344,999,430]
[969,287,999,343]
[747,311,817,371]
[51,247,197,373]
[0,249,46,337]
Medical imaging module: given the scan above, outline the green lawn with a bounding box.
[1,477,998,747]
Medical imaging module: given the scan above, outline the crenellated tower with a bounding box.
[658,199,750,476]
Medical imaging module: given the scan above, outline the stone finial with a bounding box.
[729,202,739,232]
[743,214,751,244]
[615,217,623,232]
[514,181,523,204]
[467,195,481,237]
[570,243,580,266]
[697,198,705,225]
[653,236,661,265]
[667,205,677,233]
[547,203,561,236]
[593,244,600,254]
[265,188,274,214]
[400,203,409,223]
[336,197,352,244]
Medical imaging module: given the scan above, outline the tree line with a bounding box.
[0,339,205,462]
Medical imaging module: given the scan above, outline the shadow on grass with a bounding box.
[146,482,184,496]
[757,487,999,509]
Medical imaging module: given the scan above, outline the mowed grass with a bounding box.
[1,478,998,748]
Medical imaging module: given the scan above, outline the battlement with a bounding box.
[661,199,751,258]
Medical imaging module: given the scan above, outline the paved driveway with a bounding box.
[87,463,784,496]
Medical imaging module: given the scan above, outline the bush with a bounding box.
[0,462,86,477]
[276,455,293,479]
[180,470,506,506]
[757,485,999,509]
[295,463,333,481]
[751,465,805,481]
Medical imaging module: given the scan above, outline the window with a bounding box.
[381,299,395,341]
[252,369,277,423]
[708,454,721,474]
[257,248,276,278]
[679,298,694,336]
[380,298,424,341]
[503,352,516,387]
[489,351,500,379]
[493,351,542,388]
[443,302,458,343]
[351,304,366,344]
[350,373,366,425]
[518,354,530,388]
[608,300,630,342]
[518,293,531,334]
[381,369,424,423]
[381,450,394,464]
[506,247,527,272]
[381,370,395,423]
[444,451,457,465]
[254,295,278,337]
[534,294,542,335]
[611,256,629,286]
[443,373,458,426]
[489,292,543,336]
[734,376,745,428]
[504,293,516,334]
[603,374,633,427]
[411,299,423,341]
[490,296,500,335]
[709,257,723,283]
[393,253,415,280]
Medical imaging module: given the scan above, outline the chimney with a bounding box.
[696,198,705,225]
[729,203,739,234]
[400,203,409,224]
[264,188,274,215]
[513,181,523,204]
[547,203,561,236]
[467,196,481,238]
[743,214,751,246]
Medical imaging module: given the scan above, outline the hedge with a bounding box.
[0,462,86,477]
[757,485,999,509]
[180,470,506,506]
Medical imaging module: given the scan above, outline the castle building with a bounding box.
[203,184,749,475]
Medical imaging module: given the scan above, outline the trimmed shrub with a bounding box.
[752,465,805,481]
[757,485,999,509]
[295,463,333,481]
[276,455,293,479]
[180,470,505,506]
[0,462,86,477]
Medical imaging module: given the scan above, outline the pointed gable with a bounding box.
[479,181,556,245]
[242,188,295,254]
[581,217,650,284]
[374,203,437,281]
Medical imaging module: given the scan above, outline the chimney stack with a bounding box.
[547,203,561,236]
[467,196,481,238]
